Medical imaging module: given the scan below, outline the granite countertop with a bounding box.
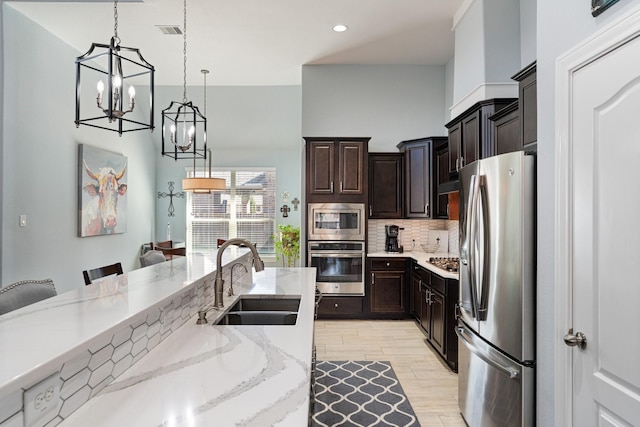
[367,251,460,280]
[58,267,317,426]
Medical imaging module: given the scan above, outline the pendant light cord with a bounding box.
[113,0,119,44]
[182,0,188,103]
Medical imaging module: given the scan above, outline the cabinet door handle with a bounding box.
[425,203,429,216]
[369,205,372,216]
[340,181,343,192]
[330,182,334,193]
[371,272,375,285]
[456,158,459,172]
[460,156,464,168]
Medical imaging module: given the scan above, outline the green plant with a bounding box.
[272,224,301,267]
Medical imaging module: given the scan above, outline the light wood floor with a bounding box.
[314,319,467,427]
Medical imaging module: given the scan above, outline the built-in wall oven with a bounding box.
[308,241,365,296]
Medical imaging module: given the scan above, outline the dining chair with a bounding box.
[154,240,173,250]
[139,250,167,267]
[158,247,186,260]
[82,262,123,285]
[0,279,57,315]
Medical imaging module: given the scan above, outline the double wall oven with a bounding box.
[307,203,365,296]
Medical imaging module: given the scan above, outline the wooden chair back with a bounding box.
[83,262,123,286]
[159,247,186,258]
[154,240,173,250]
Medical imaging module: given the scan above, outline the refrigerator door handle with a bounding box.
[475,175,489,321]
[456,326,519,379]
[467,174,482,319]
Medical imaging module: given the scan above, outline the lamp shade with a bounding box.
[182,177,226,193]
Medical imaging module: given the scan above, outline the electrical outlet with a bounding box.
[23,372,61,427]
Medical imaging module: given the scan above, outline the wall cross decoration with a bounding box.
[157,181,185,217]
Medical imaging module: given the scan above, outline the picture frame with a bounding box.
[592,0,620,17]
[78,144,128,237]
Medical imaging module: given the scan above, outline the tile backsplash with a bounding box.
[368,219,459,255]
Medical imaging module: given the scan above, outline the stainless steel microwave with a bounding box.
[307,203,365,241]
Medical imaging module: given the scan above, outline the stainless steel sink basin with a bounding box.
[214,297,301,325]
[229,297,300,312]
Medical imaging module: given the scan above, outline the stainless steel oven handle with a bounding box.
[310,253,364,258]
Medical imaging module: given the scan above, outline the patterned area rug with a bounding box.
[312,361,420,427]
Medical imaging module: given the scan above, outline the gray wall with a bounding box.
[2,6,157,293]
[536,0,640,425]
[153,85,303,247]
[301,64,448,151]
[520,0,537,66]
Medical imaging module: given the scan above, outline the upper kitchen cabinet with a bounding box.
[397,137,447,219]
[305,137,370,203]
[368,153,403,218]
[446,98,516,175]
[512,61,537,152]
[489,100,520,155]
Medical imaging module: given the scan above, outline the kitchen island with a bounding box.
[60,267,316,426]
[0,248,316,427]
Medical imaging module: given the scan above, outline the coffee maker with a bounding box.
[385,225,401,252]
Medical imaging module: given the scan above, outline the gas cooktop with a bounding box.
[427,257,460,273]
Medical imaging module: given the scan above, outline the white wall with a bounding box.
[536,0,640,425]
[153,85,303,245]
[301,64,448,151]
[2,6,157,293]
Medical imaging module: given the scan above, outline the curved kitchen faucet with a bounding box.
[214,239,264,309]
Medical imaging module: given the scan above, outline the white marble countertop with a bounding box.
[58,267,317,426]
[367,251,460,280]
[0,247,250,394]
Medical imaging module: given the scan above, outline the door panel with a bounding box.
[570,31,640,427]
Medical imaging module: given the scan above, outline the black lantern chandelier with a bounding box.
[75,0,155,135]
[161,0,206,161]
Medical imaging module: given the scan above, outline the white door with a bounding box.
[562,16,640,427]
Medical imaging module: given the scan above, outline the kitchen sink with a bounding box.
[229,297,300,312]
[213,297,301,325]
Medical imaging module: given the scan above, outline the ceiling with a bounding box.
[7,0,464,86]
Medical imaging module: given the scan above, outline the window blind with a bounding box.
[186,169,276,254]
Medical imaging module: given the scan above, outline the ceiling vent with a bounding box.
[157,26,183,35]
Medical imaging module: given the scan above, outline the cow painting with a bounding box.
[78,145,128,237]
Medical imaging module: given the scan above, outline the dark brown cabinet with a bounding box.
[369,258,408,317]
[412,261,459,372]
[397,137,447,218]
[368,153,403,218]
[513,61,537,152]
[305,137,369,203]
[446,99,516,175]
[490,100,521,155]
[317,296,363,318]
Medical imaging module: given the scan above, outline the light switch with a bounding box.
[19,214,27,227]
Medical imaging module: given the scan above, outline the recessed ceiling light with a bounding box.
[333,24,348,32]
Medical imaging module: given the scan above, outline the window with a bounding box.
[186,168,276,255]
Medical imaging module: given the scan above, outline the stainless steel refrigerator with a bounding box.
[457,151,536,427]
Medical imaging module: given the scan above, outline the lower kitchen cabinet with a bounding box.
[368,258,409,318]
[412,261,458,372]
[317,296,363,319]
